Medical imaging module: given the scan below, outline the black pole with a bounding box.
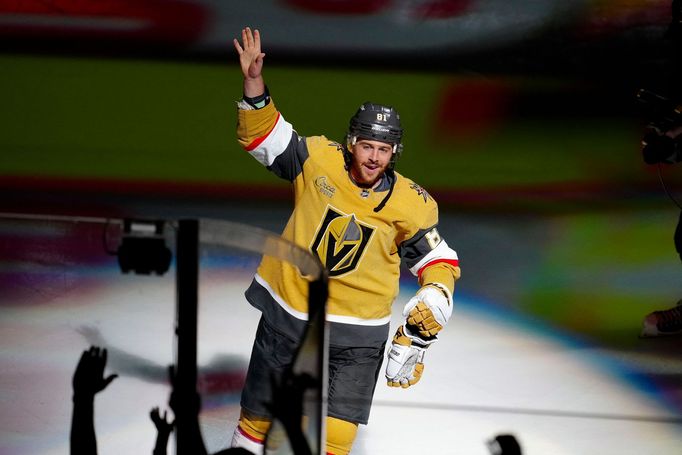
[175,219,199,455]
[307,273,329,455]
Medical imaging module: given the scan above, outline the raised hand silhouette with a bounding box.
[70,346,118,455]
[150,406,175,455]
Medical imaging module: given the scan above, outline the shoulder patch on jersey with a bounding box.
[410,182,432,203]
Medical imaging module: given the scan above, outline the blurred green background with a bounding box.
[0,54,647,192]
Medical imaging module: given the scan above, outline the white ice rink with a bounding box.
[1,265,681,455]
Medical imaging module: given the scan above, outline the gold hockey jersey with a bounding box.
[237,100,459,347]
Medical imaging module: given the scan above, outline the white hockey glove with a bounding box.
[385,325,436,388]
[402,282,453,338]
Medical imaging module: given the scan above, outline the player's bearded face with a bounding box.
[349,139,393,187]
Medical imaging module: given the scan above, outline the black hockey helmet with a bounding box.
[345,102,403,169]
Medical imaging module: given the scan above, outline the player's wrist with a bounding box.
[242,83,270,109]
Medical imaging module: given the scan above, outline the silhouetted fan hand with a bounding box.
[73,346,118,399]
[70,346,118,455]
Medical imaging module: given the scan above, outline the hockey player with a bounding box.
[231,27,461,455]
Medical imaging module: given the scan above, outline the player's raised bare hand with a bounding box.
[234,27,265,81]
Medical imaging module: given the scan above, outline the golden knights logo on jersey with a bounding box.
[311,205,375,277]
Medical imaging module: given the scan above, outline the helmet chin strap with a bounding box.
[373,169,396,212]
